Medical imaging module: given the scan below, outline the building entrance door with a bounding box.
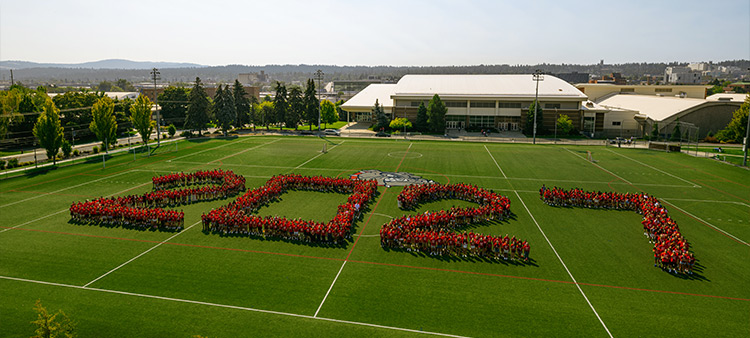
[446,121,459,129]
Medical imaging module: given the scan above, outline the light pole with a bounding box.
[151,68,161,145]
[532,70,544,144]
[315,70,324,133]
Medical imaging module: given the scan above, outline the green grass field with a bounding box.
[1,135,748,337]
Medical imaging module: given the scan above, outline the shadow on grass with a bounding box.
[68,219,183,233]
[382,246,539,267]
[21,165,59,178]
[662,260,710,281]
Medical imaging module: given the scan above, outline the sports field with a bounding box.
[1,135,748,337]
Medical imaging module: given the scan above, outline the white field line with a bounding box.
[0,275,468,338]
[0,170,133,209]
[314,261,347,318]
[662,198,750,208]
[563,147,633,186]
[294,141,346,169]
[209,138,281,164]
[167,135,271,162]
[82,221,201,288]
[513,191,613,338]
[1,177,153,234]
[661,199,749,246]
[484,145,507,179]
[0,209,69,234]
[604,148,701,188]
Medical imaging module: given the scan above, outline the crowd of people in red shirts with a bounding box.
[383,183,530,261]
[539,185,695,274]
[69,170,244,231]
[202,174,378,245]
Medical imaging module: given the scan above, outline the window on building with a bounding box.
[498,102,522,108]
[445,101,467,108]
[468,116,494,127]
[545,103,561,109]
[655,88,672,93]
[470,101,495,108]
[620,88,635,93]
[410,101,426,107]
[612,121,621,126]
[445,115,466,122]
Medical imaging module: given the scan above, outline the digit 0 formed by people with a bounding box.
[539,185,695,274]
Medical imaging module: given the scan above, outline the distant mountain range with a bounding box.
[0,59,206,70]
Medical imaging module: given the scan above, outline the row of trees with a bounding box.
[373,94,447,133]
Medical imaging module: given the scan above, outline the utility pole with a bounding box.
[315,69,324,133]
[10,69,14,86]
[151,68,161,145]
[532,69,544,144]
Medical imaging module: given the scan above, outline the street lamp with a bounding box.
[532,70,544,144]
[315,69,324,133]
[151,68,161,145]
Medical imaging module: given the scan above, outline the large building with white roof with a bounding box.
[342,74,588,132]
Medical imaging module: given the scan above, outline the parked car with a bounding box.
[323,129,341,136]
[375,131,391,137]
[300,130,314,135]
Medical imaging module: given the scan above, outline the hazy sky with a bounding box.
[1,0,748,66]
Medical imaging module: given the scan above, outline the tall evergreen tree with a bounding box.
[303,79,319,130]
[233,80,250,128]
[32,100,64,164]
[427,94,446,133]
[185,77,211,135]
[213,85,237,137]
[415,101,429,132]
[273,82,288,130]
[249,95,259,127]
[89,96,117,151]
[374,99,389,131]
[287,86,303,130]
[158,86,189,127]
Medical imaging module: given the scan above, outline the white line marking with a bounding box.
[563,147,633,185]
[661,199,749,246]
[0,171,132,208]
[314,261,347,318]
[82,221,201,288]
[484,145,507,179]
[513,191,613,337]
[662,198,750,208]
[294,141,345,169]
[168,136,271,162]
[372,213,394,219]
[210,138,281,163]
[0,209,69,234]
[0,275,467,337]
[604,148,700,188]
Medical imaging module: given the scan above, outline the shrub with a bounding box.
[180,131,192,138]
[167,124,177,138]
[8,158,19,168]
[92,146,99,154]
[61,140,73,158]
[0,159,5,169]
[389,118,413,131]
[73,149,80,156]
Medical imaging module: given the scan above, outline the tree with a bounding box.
[212,85,237,137]
[249,95,259,127]
[32,100,64,164]
[303,79,319,130]
[287,86,303,130]
[31,300,76,338]
[0,87,27,140]
[258,101,274,129]
[273,82,288,130]
[167,124,176,138]
[427,94,447,133]
[556,114,574,135]
[89,96,117,152]
[232,80,250,128]
[321,100,338,128]
[158,86,189,127]
[651,123,660,141]
[715,95,749,143]
[390,117,412,131]
[185,77,211,134]
[670,120,682,142]
[525,101,543,136]
[415,101,428,132]
[130,95,154,149]
[373,99,389,131]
